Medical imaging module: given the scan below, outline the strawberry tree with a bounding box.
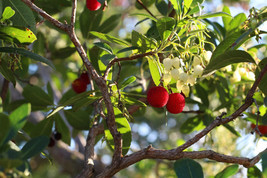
[0,0,267,177]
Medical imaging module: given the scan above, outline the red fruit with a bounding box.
[166,93,185,114]
[147,86,169,108]
[80,72,90,85]
[86,0,101,11]
[72,78,87,93]
[251,123,267,135]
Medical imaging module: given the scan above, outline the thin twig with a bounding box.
[136,0,157,19]
[104,51,155,79]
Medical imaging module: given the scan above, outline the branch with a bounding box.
[104,51,155,79]
[21,0,123,174]
[97,64,267,177]
[136,0,157,20]
[20,0,68,31]
[1,78,9,103]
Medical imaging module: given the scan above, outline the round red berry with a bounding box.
[86,0,101,11]
[147,86,169,108]
[251,123,267,135]
[166,93,185,114]
[72,78,87,93]
[80,72,90,85]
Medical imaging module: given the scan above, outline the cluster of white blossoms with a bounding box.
[230,66,255,83]
[162,51,212,97]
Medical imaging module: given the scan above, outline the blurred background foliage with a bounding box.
[0,0,266,177]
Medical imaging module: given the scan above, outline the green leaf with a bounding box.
[98,14,121,34]
[227,13,246,34]
[104,108,131,156]
[0,26,36,44]
[3,0,36,33]
[222,6,232,31]
[184,0,193,14]
[64,109,91,130]
[223,124,241,137]
[215,164,239,178]
[48,90,99,118]
[180,117,202,134]
[1,6,15,21]
[79,6,103,38]
[72,96,101,111]
[34,0,71,15]
[169,0,182,15]
[197,12,231,20]
[117,46,139,54]
[25,118,53,138]
[155,0,169,16]
[100,54,116,66]
[0,59,16,85]
[52,47,77,59]
[119,76,136,89]
[156,17,176,41]
[4,103,31,144]
[195,83,209,107]
[0,158,23,169]
[123,96,147,107]
[247,166,262,178]
[0,47,55,69]
[90,31,129,47]
[132,30,157,53]
[94,42,113,54]
[22,85,53,110]
[55,114,71,145]
[20,136,50,160]
[0,113,10,147]
[148,57,161,86]
[174,158,204,178]
[255,58,267,96]
[204,50,255,75]
[262,152,267,177]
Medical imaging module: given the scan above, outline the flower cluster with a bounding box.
[162,51,212,97]
[230,66,255,83]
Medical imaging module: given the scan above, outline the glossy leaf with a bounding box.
[79,7,103,38]
[255,58,267,96]
[98,14,121,34]
[90,31,129,47]
[228,13,246,34]
[0,47,55,69]
[197,12,231,20]
[156,17,176,41]
[169,0,182,15]
[94,42,113,54]
[20,136,50,160]
[184,0,193,14]
[0,59,16,85]
[222,6,232,31]
[148,57,161,86]
[4,103,31,144]
[25,118,53,138]
[64,109,91,130]
[174,158,204,178]
[215,164,239,178]
[1,6,15,21]
[48,90,99,118]
[195,83,209,107]
[101,54,116,66]
[262,152,267,177]
[132,30,157,53]
[104,108,131,156]
[53,47,77,59]
[0,114,10,147]
[119,76,136,89]
[34,0,71,15]
[247,166,262,178]
[55,114,71,145]
[204,50,255,75]
[0,26,36,44]
[3,0,36,33]
[180,117,202,134]
[22,85,53,110]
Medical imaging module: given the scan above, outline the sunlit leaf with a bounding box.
[156,17,176,41]
[148,57,161,86]
[1,6,15,21]
[0,26,36,44]
[104,108,131,156]
[90,31,129,47]
[215,164,239,178]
